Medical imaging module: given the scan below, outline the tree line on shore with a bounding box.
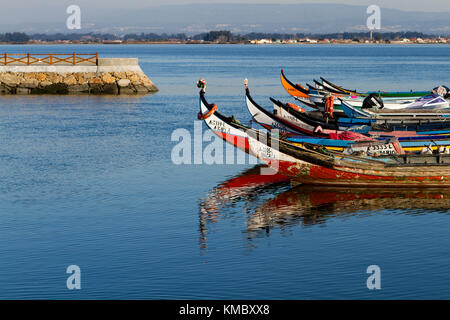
[0,30,444,43]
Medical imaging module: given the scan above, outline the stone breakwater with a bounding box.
[0,58,158,95]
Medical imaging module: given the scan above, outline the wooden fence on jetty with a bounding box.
[0,53,98,66]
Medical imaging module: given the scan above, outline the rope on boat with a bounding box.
[198,103,218,120]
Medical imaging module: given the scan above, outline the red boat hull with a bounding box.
[249,136,450,187]
[262,159,450,187]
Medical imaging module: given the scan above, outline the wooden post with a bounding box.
[50,52,53,65]
[96,52,98,65]
[73,52,76,65]
[3,53,6,66]
[27,52,30,65]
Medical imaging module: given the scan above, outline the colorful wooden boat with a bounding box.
[319,77,355,94]
[281,70,430,99]
[341,97,450,119]
[281,70,436,113]
[248,130,450,187]
[280,71,357,113]
[199,87,250,153]
[287,136,450,153]
[246,85,327,136]
[320,76,431,98]
[280,69,310,99]
[248,84,450,137]
[247,84,383,136]
[199,84,450,158]
[305,90,418,114]
[277,97,450,131]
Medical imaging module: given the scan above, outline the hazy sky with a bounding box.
[2,0,450,12]
[0,1,449,33]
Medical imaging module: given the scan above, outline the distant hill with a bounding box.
[0,3,449,34]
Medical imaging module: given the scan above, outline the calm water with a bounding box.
[1,44,450,299]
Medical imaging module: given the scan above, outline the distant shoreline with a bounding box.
[0,41,448,45]
[2,30,447,45]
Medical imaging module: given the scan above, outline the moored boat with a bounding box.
[281,70,447,114]
[281,69,431,99]
[198,83,250,153]
[320,76,430,98]
[198,81,450,157]
[248,82,450,137]
[340,96,450,119]
[281,70,428,114]
[280,69,310,99]
[248,130,450,187]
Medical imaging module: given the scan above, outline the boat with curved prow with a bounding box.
[340,97,450,118]
[281,70,438,113]
[246,83,331,137]
[198,80,450,157]
[273,94,450,133]
[248,130,450,187]
[198,84,250,153]
[280,69,310,99]
[320,76,430,98]
[248,82,450,137]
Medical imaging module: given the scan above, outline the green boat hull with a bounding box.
[365,91,430,98]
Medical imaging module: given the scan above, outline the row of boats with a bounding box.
[197,71,450,187]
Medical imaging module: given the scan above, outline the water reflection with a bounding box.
[199,165,289,250]
[199,165,450,249]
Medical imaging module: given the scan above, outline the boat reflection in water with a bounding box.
[199,165,450,248]
[199,164,290,250]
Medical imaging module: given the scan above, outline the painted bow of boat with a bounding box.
[199,90,250,153]
[280,69,310,99]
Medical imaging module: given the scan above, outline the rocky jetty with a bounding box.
[0,58,158,95]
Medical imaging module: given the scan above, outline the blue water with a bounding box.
[1,44,450,299]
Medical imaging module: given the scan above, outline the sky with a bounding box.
[0,1,449,33]
[2,0,450,12]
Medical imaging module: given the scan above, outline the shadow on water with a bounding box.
[199,165,450,250]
